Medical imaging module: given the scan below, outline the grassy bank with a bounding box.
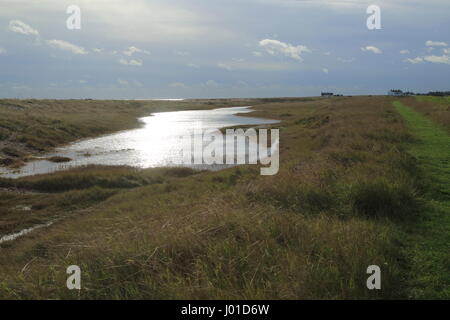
[394,101,450,299]
[0,96,447,299]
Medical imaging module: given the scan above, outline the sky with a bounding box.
[0,0,449,99]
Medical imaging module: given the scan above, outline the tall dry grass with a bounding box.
[0,96,420,299]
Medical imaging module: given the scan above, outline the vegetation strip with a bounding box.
[394,101,450,299]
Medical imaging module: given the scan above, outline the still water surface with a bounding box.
[0,107,278,178]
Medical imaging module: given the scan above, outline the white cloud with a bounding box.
[46,40,88,55]
[129,59,143,66]
[337,57,355,63]
[218,63,233,71]
[187,63,199,68]
[169,82,186,88]
[361,46,382,54]
[443,48,450,54]
[236,80,248,87]
[123,46,150,56]
[205,80,219,87]
[400,50,410,54]
[117,79,143,86]
[93,48,104,53]
[217,60,297,72]
[404,57,423,64]
[405,54,450,65]
[119,58,143,66]
[423,55,450,64]
[426,40,448,47]
[174,50,189,56]
[8,20,39,36]
[259,39,311,61]
[322,68,329,74]
[0,47,6,55]
[252,51,263,57]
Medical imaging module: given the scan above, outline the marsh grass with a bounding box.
[0,96,439,299]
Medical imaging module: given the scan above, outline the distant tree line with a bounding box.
[389,89,450,96]
[418,91,450,96]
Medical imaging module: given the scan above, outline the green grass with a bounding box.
[394,101,450,299]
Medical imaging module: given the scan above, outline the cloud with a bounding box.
[169,82,186,88]
[0,47,6,54]
[8,20,39,36]
[93,48,104,53]
[322,68,329,74]
[119,58,143,66]
[174,50,189,56]
[217,60,297,72]
[423,55,450,64]
[218,63,233,71]
[46,40,88,55]
[259,39,311,61]
[405,54,450,65]
[361,46,382,54]
[123,46,150,56]
[425,40,448,47]
[252,51,263,57]
[404,57,423,64]
[400,50,410,54]
[337,57,355,63]
[128,60,143,66]
[404,40,450,65]
[117,79,143,86]
[187,63,199,68]
[205,80,219,87]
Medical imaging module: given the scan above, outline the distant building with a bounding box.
[321,92,334,97]
[388,89,405,96]
[388,89,416,96]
